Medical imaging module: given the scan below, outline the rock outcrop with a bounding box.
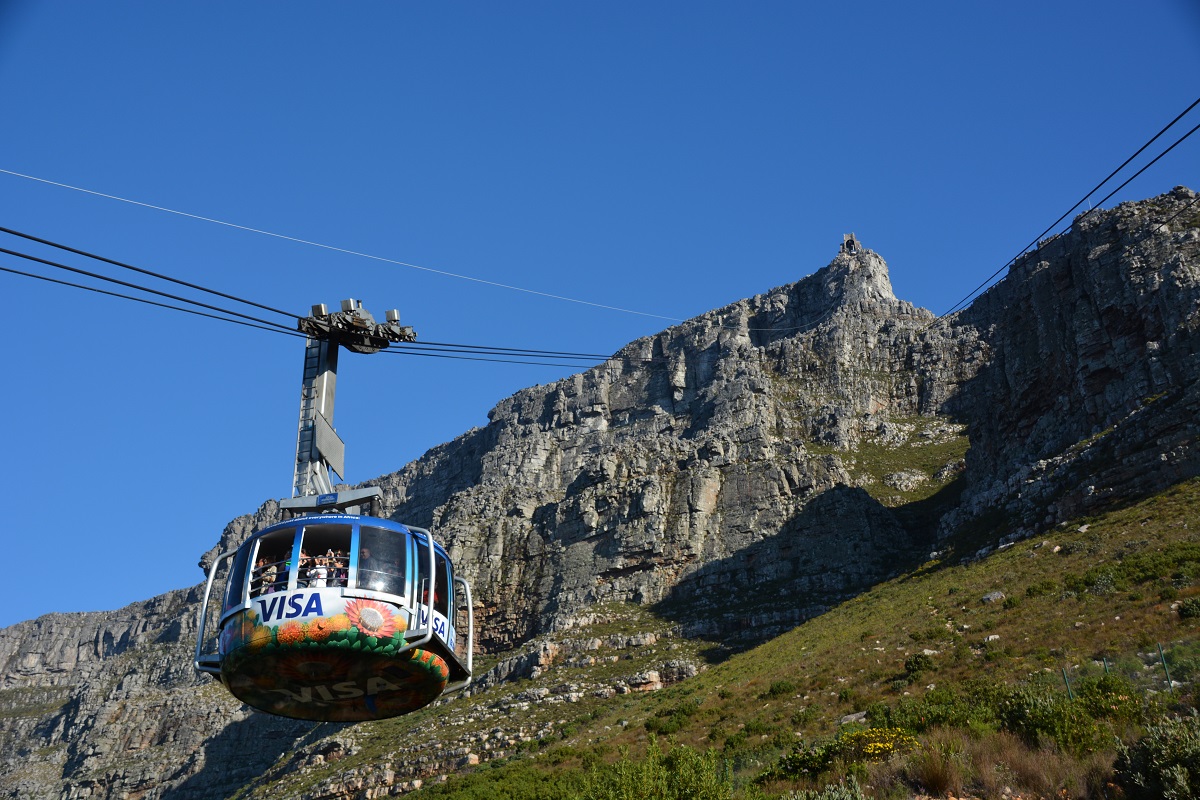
[2,187,1198,799]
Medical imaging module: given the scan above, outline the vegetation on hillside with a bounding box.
[412,478,1200,799]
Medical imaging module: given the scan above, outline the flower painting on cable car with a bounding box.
[219,590,452,721]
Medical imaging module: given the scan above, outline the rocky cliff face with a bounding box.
[942,192,1200,537]
[3,188,1198,799]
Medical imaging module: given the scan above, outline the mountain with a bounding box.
[2,187,1197,799]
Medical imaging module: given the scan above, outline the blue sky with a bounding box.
[1,1,1197,629]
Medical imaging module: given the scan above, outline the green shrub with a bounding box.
[996,685,1107,754]
[908,626,946,643]
[766,740,838,780]
[837,727,919,761]
[791,706,817,726]
[761,728,918,782]
[1165,641,1200,682]
[723,730,748,752]
[764,680,797,698]
[744,718,773,736]
[645,699,700,735]
[580,736,732,800]
[1174,564,1197,588]
[1114,712,1200,800]
[904,653,935,677]
[783,775,867,800]
[417,760,585,799]
[870,682,1001,734]
[1178,598,1200,620]
[1074,674,1148,725]
[1026,579,1058,598]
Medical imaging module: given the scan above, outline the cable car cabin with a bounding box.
[194,515,473,722]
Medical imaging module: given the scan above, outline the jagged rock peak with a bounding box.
[654,233,919,347]
[826,232,898,307]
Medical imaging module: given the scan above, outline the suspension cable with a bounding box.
[0,262,307,338]
[938,95,1200,319]
[0,246,298,332]
[0,249,605,367]
[0,225,298,320]
[0,168,678,322]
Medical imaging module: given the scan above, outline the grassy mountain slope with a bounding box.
[231,478,1200,799]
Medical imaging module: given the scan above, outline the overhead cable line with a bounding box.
[0,246,299,332]
[380,348,597,369]
[396,343,601,362]
[0,245,605,368]
[938,94,1200,319]
[0,261,307,338]
[0,225,298,320]
[0,229,614,360]
[0,256,597,368]
[0,168,679,323]
[405,340,609,357]
[1085,121,1200,212]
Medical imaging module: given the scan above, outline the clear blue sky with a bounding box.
[1,1,1197,629]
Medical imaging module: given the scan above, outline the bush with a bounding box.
[1166,641,1200,682]
[1074,674,1147,725]
[1114,712,1200,800]
[904,653,935,677]
[1026,579,1058,598]
[782,775,867,800]
[764,680,797,698]
[870,682,1002,734]
[645,700,700,735]
[1178,598,1200,620]
[761,728,918,782]
[581,736,732,800]
[768,741,838,780]
[837,727,919,762]
[417,760,585,799]
[997,685,1108,755]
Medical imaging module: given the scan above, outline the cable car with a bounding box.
[196,514,472,721]
[195,300,473,721]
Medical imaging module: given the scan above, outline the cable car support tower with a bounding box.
[281,299,416,519]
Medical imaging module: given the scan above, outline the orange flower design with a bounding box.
[305,617,336,642]
[276,620,307,646]
[415,649,451,682]
[326,613,352,633]
[247,624,274,651]
[345,598,397,638]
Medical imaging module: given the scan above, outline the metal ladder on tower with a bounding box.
[292,336,335,498]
